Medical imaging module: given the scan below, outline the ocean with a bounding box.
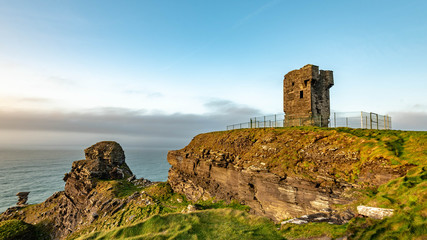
[0,148,171,213]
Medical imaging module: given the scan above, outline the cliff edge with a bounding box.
[1,129,425,239]
[168,127,416,222]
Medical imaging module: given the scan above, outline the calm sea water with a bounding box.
[0,148,170,213]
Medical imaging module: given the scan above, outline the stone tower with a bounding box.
[283,64,334,127]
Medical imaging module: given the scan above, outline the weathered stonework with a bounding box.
[283,64,334,127]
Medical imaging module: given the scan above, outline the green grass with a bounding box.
[112,180,141,198]
[280,222,348,239]
[335,128,426,165]
[346,165,427,239]
[194,199,250,212]
[347,210,427,240]
[67,182,254,239]
[0,219,49,240]
[75,209,284,240]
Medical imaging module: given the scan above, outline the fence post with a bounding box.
[346,117,348,127]
[376,114,379,130]
[386,116,388,129]
[388,116,391,129]
[334,112,336,128]
[384,115,386,130]
[361,112,363,129]
[370,112,372,129]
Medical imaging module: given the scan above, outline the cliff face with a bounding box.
[167,128,411,222]
[0,141,137,240]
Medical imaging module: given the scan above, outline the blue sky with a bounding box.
[0,0,426,148]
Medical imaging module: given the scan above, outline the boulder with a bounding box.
[84,141,125,165]
[357,205,394,219]
[182,204,199,213]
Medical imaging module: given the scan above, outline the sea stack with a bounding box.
[16,192,30,206]
[63,141,133,205]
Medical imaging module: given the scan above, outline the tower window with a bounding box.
[300,91,303,98]
[304,80,309,87]
[291,82,295,86]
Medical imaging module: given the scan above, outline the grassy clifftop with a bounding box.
[77,128,425,239]
[2,127,425,240]
[181,127,424,186]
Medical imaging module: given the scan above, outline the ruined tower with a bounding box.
[283,64,334,127]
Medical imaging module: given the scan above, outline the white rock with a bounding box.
[281,218,308,225]
[357,205,394,219]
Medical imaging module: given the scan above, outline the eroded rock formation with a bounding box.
[16,192,30,206]
[167,128,409,222]
[63,141,132,206]
[0,141,146,239]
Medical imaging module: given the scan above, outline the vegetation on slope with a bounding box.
[1,127,424,240]
[0,219,48,240]
[76,209,283,240]
[277,128,427,239]
[72,128,426,240]
[75,128,426,239]
[67,182,252,239]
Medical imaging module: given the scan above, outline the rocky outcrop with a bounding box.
[0,141,144,240]
[168,153,351,222]
[63,141,133,207]
[167,128,410,222]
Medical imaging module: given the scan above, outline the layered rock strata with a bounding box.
[167,129,409,222]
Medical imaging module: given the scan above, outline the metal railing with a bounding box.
[226,112,392,130]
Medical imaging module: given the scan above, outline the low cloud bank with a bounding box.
[388,111,427,131]
[1,102,425,149]
[0,100,261,149]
